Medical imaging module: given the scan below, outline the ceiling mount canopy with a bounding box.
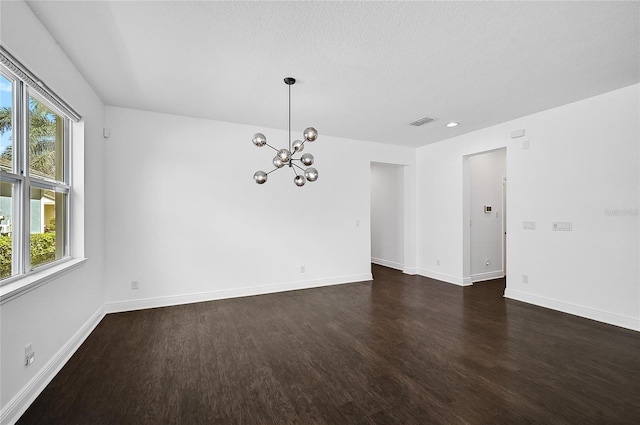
[252,77,318,187]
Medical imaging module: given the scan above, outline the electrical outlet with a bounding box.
[25,344,34,366]
[131,281,139,290]
[523,221,536,230]
[522,275,529,284]
[300,265,305,273]
[436,259,440,266]
[485,259,490,266]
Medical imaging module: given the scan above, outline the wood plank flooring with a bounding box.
[17,265,640,424]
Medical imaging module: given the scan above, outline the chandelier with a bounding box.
[252,77,318,187]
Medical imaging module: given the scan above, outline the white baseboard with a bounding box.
[504,288,640,332]
[417,268,472,286]
[471,270,505,283]
[0,306,105,425]
[371,257,404,271]
[402,267,417,275]
[105,273,372,314]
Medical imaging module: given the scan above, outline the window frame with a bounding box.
[0,58,75,286]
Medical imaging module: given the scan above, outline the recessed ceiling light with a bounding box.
[446,122,459,128]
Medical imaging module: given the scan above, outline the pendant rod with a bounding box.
[288,82,291,154]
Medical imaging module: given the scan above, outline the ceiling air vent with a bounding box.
[409,116,436,126]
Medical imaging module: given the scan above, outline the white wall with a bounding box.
[467,148,506,281]
[103,107,416,311]
[371,162,404,270]
[417,84,639,331]
[0,1,106,423]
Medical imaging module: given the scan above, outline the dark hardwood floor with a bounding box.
[17,265,640,424]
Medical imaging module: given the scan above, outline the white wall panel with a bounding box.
[417,84,639,330]
[103,107,416,309]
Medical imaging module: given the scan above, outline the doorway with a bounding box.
[370,162,404,271]
[502,176,507,276]
[462,148,507,285]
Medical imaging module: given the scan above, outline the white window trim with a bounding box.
[0,257,87,304]
[0,46,80,122]
[0,119,87,303]
[0,46,85,298]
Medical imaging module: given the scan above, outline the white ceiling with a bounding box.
[24,1,640,148]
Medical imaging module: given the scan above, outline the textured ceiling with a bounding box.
[23,1,640,148]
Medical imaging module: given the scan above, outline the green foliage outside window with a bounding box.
[0,236,10,279]
[0,233,56,279]
[1,97,58,178]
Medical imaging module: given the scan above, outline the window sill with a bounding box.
[0,258,88,305]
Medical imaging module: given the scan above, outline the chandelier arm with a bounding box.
[292,163,306,172]
[265,143,279,152]
[266,168,280,175]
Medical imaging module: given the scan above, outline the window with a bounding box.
[0,48,79,285]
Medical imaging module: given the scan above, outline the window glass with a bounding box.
[0,181,14,279]
[28,94,65,182]
[0,73,13,172]
[29,187,66,270]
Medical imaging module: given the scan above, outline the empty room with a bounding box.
[1,1,639,424]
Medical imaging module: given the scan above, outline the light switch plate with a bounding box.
[552,222,572,231]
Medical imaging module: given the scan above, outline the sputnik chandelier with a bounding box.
[252,77,318,187]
